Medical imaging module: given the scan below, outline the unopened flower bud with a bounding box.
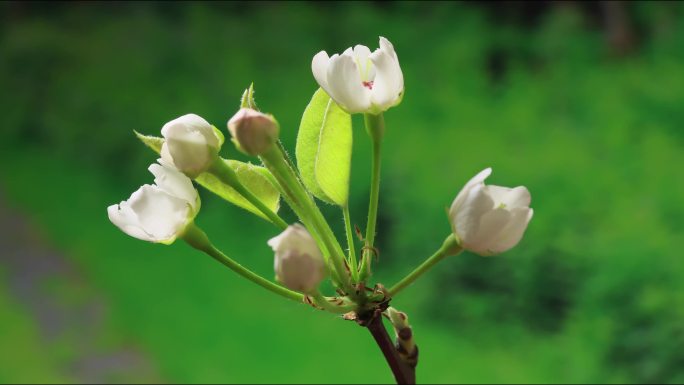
[449,168,533,256]
[267,224,326,293]
[227,108,279,156]
[161,114,222,178]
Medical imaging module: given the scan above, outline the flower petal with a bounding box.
[166,139,213,177]
[504,186,531,208]
[160,114,219,177]
[466,208,511,255]
[268,224,321,260]
[128,185,191,243]
[160,142,175,169]
[449,168,492,217]
[452,184,495,245]
[149,160,198,212]
[270,224,325,293]
[162,114,218,148]
[312,51,331,91]
[353,45,375,81]
[326,54,371,113]
[275,250,325,293]
[163,120,210,145]
[487,208,533,254]
[379,36,398,61]
[487,185,531,209]
[369,37,404,110]
[107,199,152,242]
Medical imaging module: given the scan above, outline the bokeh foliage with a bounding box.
[1,2,683,383]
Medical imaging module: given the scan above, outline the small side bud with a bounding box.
[386,307,409,329]
[386,307,418,368]
[227,108,279,156]
[268,224,327,293]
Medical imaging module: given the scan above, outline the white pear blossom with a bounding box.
[161,113,221,178]
[227,108,279,156]
[108,160,200,244]
[268,224,326,293]
[312,36,404,114]
[449,168,533,256]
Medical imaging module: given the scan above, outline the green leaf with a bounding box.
[196,160,280,221]
[295,88,352,206]
[134,131,163,153]
[240,83,258,110]
[212,125,225,147]
[134,132,280,222]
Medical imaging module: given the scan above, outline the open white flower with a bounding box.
[161,113,221,178]
[268,224,326,293]
[108,160,200,244]
[449,168,533,256]
[312,36,404,114]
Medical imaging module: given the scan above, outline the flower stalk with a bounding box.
[388,234,462,297]
[342,204,359,281]
[359,112,385,282]
[183,223,304,303]
[259,144,355,295]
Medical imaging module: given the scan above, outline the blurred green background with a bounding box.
[1,1,683,383]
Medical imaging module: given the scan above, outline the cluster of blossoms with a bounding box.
[108,37,532,384]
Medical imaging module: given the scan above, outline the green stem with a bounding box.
[254,149,344,287]
[311,291,356,314]
[183,224,304,302]
[260,146,354,294]
[343,204,359,281]
[209,159,288,230]
[359,113,385,281]
[388,234,462,297]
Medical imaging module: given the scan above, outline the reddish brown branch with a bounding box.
[366,314,416,384]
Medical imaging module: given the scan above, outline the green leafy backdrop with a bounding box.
[1,2,683,383]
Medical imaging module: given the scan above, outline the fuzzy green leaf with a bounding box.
[134,131,163,153]
[295,88,352,206]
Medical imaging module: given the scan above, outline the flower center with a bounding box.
[362,81,374,90]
